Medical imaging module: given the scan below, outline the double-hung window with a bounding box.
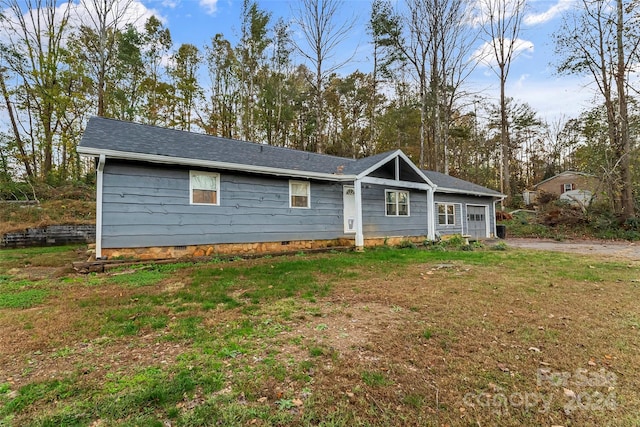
[190,171,219,205]
[437,203,456,225]
[385,190,410,216]
[290,180,310,208]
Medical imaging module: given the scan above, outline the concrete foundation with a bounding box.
[100,235,429,260]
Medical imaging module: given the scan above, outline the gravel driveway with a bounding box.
[505,238,640,260]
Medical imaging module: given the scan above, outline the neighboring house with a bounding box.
[524,171,598,206]
[77,117,504,259]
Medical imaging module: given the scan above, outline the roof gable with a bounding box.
[349,150,434,186]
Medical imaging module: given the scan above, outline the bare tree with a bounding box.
[169,44,201,132]
[237,0,271,142]
[292,0,357,153]
[0,0,73,179]
[371,0,477,171]
[75,0,136,117]
[555,0,639,219]
[0,67,34,177]
[476,0,526,200]
[373,0,431,168]
[427,0,478,174]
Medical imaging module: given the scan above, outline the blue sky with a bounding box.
[4,0,597,123]
[138,0,596,124]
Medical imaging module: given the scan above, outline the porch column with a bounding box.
[354,178,364,249]
[427,187,436,241]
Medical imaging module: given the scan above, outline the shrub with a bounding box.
[624,217,640,231]
[492,241,508,251]
[536,191,558,205]
[442,235,465,247]
[397,239,417,249]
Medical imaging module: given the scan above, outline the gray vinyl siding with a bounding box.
[360,185,429,237]
[101,161,345,248]
[434,193,496,238]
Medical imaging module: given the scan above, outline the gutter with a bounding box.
[435,187,504,198]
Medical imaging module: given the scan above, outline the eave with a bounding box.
[77,147,357,182]
[435,186,505,198]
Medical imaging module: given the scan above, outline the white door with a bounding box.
[343,186,356,234]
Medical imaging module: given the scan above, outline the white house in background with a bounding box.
[524,171,599,206]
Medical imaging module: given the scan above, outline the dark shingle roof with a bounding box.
[423,170,503,197]
[79,117,500,197]
[79,116,392,176]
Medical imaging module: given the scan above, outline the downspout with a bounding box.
[354,179,364,250]
[427,187,436,241]
[95,154,105,259]
[463,205,468,236]
[493,198,505,238]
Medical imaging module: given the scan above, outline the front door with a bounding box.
[466,205,488,238]
[343,186,356,234]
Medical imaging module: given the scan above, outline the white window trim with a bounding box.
[437,202,458,226]
[289,180,311,209]
[190,170,220,205]
[385,189,410,217]
[563,183,573,192]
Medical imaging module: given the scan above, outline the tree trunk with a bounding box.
[0,71,34,178]
[615,0,634,219]
[419,88,426,169]
[500,64,510,199]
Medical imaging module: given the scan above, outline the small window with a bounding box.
[290,180,310,208]
[190,171,219,205]
[563,183,573,193]
[438,203,456,225]
[385,190,410,216]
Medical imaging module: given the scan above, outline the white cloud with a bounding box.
[507,75,595,120]
[0,0,164,45]
[467,0,528,28]
[475,73,597,121]
[0,1,73,45]
[199,0,219,15]
[161,0,180,8]
[524,0,575,26]
[471,38,535,68]
[515,73,531,88]
[71,0,164,31]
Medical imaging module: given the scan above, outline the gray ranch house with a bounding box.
[78,117,504,259]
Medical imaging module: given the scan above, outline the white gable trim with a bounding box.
[355,150,436,188]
